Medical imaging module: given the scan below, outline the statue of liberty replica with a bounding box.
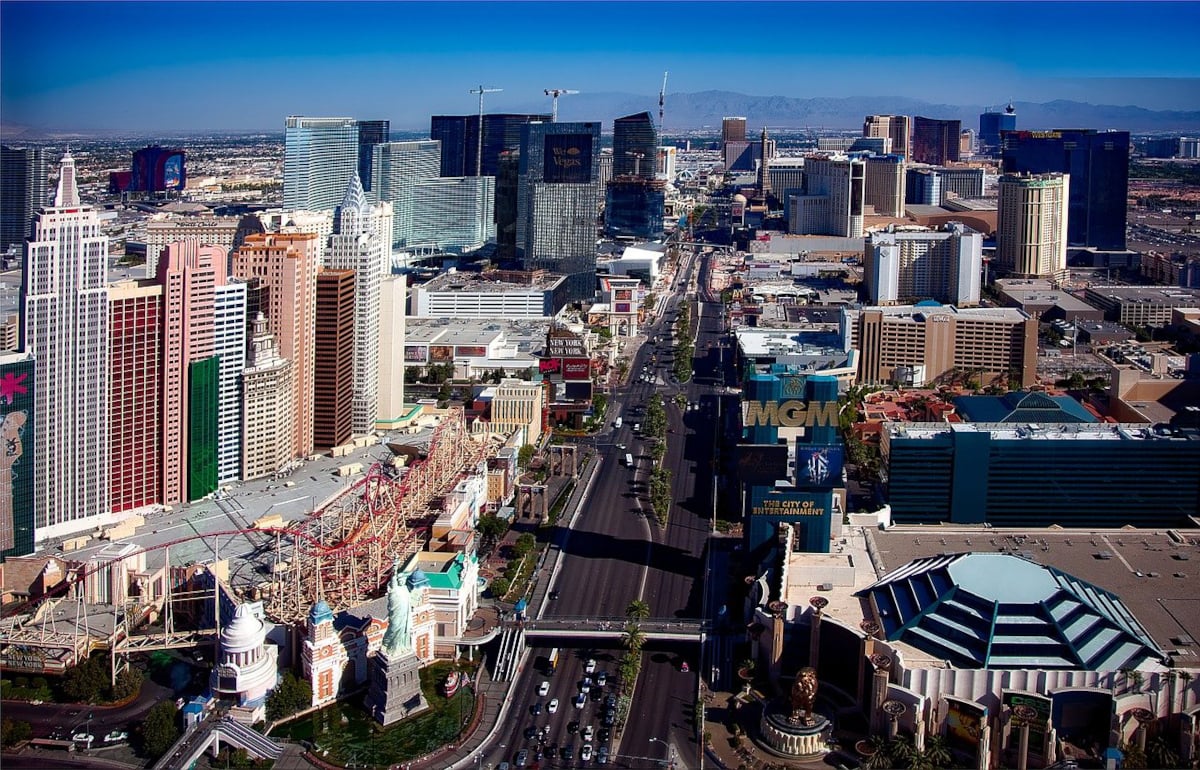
[366,557,428,725]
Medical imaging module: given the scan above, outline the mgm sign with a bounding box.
[742,399,840,429]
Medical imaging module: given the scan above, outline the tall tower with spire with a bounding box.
[326,174,389,435]
[757,127,773,203]
[22,151,112,541]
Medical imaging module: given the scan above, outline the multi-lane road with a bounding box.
[483,248,740,768]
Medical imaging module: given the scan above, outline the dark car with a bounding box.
[602,708,615,726]
[524,726,538,740]
[531,702,542,716]
[567,720,580,734]
[549,589,560,600]
[598,727,611,743]
[515,749,528,767]
[604,694,617,710]
[561,744,575,762]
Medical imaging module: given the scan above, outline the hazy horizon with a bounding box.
[2,1,1199,133]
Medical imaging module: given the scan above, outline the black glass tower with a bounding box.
[1002,129,1130,251]
[978,104,1016,156]
[357,120,389,192]
[1,146,47,252]
[431,113,550,178]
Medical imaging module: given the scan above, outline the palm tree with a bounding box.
[625,599,651,622]
[922,735,952,769]
[1179,671,1194,711]
[622,623,645,654]
[1145,735,1179,770]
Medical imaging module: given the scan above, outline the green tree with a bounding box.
[489,577,510,598]
[61,651,109,703]
[266,671,312,722]
[111,666,143,700]
[405,366,422,383]
[140,701,180,759]
[518,444,536,469]
[514,533,537,557]
[477,514,509,543]
[1,718,32,747]
[625,599,651,621]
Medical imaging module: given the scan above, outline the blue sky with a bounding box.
[2,1,1198,131]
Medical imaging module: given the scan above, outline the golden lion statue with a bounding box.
[790,666,819,725]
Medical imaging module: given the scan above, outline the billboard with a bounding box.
[404,345,428,363]
[749,489,828,518]
[615,302,632,313]
[539,358,561,374]
[1051,690,1114,753]
[0,356,34,559]
[796,445,843,488]
[548,335,586,358]
[615,289,633,301]
[562,359,590,380]
[544,133,594,183]
[944,697,987,764]
[1003,691,1051,755]
[455,345,487,358]
[430,345,454,363]
[563,381,592,401]
[736,444,789,485]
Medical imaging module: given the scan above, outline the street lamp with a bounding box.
[649,737,675,768]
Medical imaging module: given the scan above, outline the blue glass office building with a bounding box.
[431,114,551,178]
[883,422,1200,527]
[978,105,1016,156]
[1001,130,1130,251]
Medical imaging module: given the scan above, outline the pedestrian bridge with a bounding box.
[521,616,707,643]
[151,716,283,770]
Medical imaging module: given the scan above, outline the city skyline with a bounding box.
[2,1,1199,132]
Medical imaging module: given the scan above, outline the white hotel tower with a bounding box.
[326,175,389,435]
[22,151,112,541]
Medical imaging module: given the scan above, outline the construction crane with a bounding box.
[544,88,578,122]
[469,85,502,176]
[625,151,645,177]
[659,71,669,130]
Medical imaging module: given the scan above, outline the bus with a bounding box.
[548,647,560,674]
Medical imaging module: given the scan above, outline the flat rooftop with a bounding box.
[846,303,1030,323]
[886,421,1199,442]
[419,270,565,293]
[869,526,1200,658]
[1087,285,1200,304]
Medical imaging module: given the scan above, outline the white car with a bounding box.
[585,658,597,674]
[548,698,560,713]
[596,671,608,687]
[581,744,594,762]
[538,681,550,697]
[583,724,595,741]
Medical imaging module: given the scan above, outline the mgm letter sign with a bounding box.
[742,399,839,428]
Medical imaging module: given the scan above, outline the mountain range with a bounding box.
[522,90,1200,133]
[3,91,1200,138]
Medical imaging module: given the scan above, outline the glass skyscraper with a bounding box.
[1,146,47,252]
[356,119,389,192]
[284,116,360,212]
[978,104,1016,156]
[371,140,442,248]
[431,113,550,177]
[518,121,602,302]
[612,112,658,179]
[1002,129,1130,251]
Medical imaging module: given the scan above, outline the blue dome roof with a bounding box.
[406,569,430,590]
[309,599,334,625]
[858,553,1163,670]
